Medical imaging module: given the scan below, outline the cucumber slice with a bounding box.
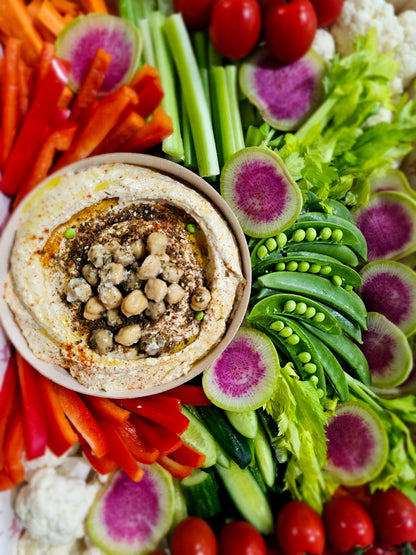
[226,410,259,439]
[253,420,275,488]
[180,406,217,468]
[180,469,221,520]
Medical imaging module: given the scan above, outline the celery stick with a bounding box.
[181,93,197,170]
[137,0,156,18]
[118,0,140,23]
[164,14,219,177]
[225,65,245,152]
[192,31,211,110]
[208,41,223,68]
[139,19,156,67]
[150,11,184,161]
[158,0,173,16]
[211,66,235,164]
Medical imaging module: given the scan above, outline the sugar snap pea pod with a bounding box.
[286,242,359,267]
[250,238,267,265]
[302,322,371,387]
[295,212,367,259]
[318,302,363,344]
[295,322,349,401]
[258,272,367,329]
[253,316,326,399]
[323,199,355,223]
[252,251,283,275]
[248,293,342,334]
[252,286,275,302]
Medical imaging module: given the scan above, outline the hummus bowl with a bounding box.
[0,153,251,398]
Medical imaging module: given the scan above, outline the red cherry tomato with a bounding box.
[277,501,325,555]
[173,0,215,30]
[264,0,317,64]
[309,0,345,27]
[365,545,397,555]
[323,496,375,553]
[171,517,218,555]
[209,0,262,59]
[370,489,416,545]
[219,521,266,555]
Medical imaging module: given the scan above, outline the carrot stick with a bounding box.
[27,0,43,19]
[70,47,112,121]
[0,38,21,169]
[92,109,144,155]
[35,42,56,91]
[18,60,34,121]
[79,0,108,13]
[58,85,74,109]
[54,85,138,169]
[120,106,173,153]
[52,0,81,16]
[34,0,68,38]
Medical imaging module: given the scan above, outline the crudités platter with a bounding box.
[1,0,416,554]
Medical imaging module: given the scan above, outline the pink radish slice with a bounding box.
[370,169,416,198]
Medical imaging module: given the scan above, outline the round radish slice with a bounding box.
[359,260,416,336]
[360,312,412,389]
[352,191,416,261]
[56,14,141,95]
[369,169,416,198]
[220,147,302,238]
[202,327,279,411]
[325,401,388,486]
[87,466,173,554]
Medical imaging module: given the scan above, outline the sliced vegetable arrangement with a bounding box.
[1,0,416,554]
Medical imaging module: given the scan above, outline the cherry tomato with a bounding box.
[264,0,317,64]
[173,0,215,30]
[209,0,262,59]
[323,496,375,552]
[309,0,345,27]
[170,517,218,555]
[219,521,266,555]
[370,489,416,545]
[365,545,397,555]
[277,501,325,555]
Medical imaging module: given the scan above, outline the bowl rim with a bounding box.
[0,153,251,398]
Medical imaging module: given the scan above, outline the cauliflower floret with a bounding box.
[396,10,416,87]
[312,29,336,65]
[15,467,100,546]
[17,531,83,555]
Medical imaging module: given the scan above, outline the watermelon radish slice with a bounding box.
[360,312,412,389]
[87,466,173,554]
[202,327,279,411]
[220,147,303,238]
[325,400,388,486]
[352,191,416,261]
[370,170,416,198]
[358,260,416,336]
[56,14,141,94]
[239,46,325,131]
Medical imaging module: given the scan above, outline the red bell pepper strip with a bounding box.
[81,443,118,476]
[98,418,144,482]
[83,395,130,425]
[150,393,182,413]
[166,385,212,406]
[16,354,47,461]
[0,38,21,169]
[117,396,189,435]
[115,420,160,465]
[130,63,160,92]
[157,453,193,479]
[135,75,164,120]
[92,109,144,155]
[120,107,173,153]
[37,374,78,457]
[54,85,139,170]
[0,356,17,470]
[0,56,70,196]
[54,384,109,458]
[129,413,182,455]
[4,412,25,485]
[0,470,15,491]
[170,442,206,469]
[35,42,56,94]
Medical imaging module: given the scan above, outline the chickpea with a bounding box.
[161,263,184,283]
[145,301,166,321]
[190,286,211,311]
[113,244,135,266]
[114,324,142,346]
[106,308,123,327]
[98,284,123,309]
[84,297,106,320]
[100,262,125,285]
[165,283,185,304]
[121,290,148,317]
[140,335,166,356]
[106,239,120,253]
[87,244,110,268]
[144,278,167,303]
[66,278,92,303]
[82,263,99,287]
[137,255,161,280]
[131,238,146,259]
[90,329,113,355]
[147,231,168,255]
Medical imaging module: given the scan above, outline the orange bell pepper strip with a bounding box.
[0,470,15,491]
[4,412,25,485]
[92,109,144,155]
[54,384,109,458]
[0,38,22,169]
[129,413,182,455]
[120,107,173,153]
[115,420,160,465]
[70,47,111,122]
[37,374,78,457]
[81,443,119,475]
[54,85,139,170]
[117,396,189,435]
[135,76,164,120]
[0,356,17,470]
[170,442,206,469]
[98,418,144,482]
[157,453,193,479]
[16,354,47,461]
[83,395,130,425]
[166,385,212,406]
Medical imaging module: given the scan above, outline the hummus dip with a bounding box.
[4,162,245,391]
